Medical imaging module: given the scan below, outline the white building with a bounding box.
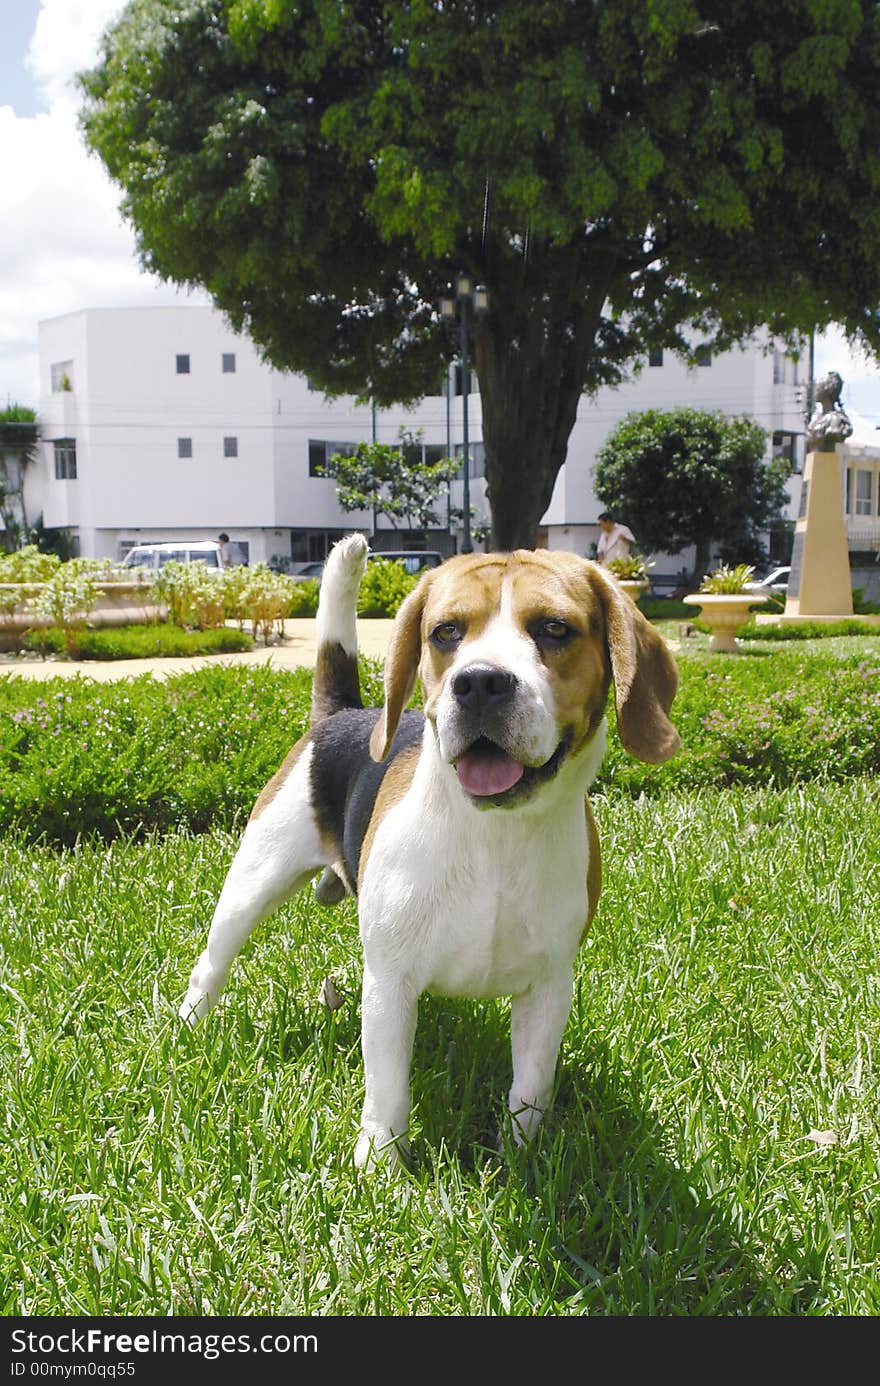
[30,304,818,574]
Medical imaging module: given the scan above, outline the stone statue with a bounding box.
[805,370,853,450]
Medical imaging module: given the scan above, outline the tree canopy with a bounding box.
[81,0,880,548]
[593,407,789,580]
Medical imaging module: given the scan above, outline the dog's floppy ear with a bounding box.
[369,576,431,761]
[590,564,681,764]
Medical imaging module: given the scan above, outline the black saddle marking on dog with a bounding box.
[310,707,425,889]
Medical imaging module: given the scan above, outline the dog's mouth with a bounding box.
[453,735,569,805]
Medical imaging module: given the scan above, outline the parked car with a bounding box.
[121,540,225,573]
[368,550,445,576]
[288,560,327,581]
[744,565,790,597]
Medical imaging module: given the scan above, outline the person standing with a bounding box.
[218,532,234,568]
[596,512,636,567]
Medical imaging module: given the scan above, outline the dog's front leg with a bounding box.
[508,969,574,1144]
[355,965,418,1171]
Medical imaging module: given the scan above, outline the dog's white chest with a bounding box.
[358,783,590,999]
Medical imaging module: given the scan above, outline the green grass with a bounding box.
[2,778,879,1315]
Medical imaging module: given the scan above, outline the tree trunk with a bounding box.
[692,538,712,586]
[474,241,615,552]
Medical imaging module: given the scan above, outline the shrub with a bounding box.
[357,559,418,617]
[698,562,756,594]
[21,623,253,660]
[153,561,226,630]
[284,578,320,617]
[32,560,109,653]
[0,545,60,585]
[0,645,877,844]
[739,618,880,642]
[607,554,653,581]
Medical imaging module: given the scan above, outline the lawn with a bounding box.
[1,635,879,1315]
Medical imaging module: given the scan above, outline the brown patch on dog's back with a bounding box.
[358,741,421,890]
[583,797,602,940]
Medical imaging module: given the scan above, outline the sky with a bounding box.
[2,0,879,442]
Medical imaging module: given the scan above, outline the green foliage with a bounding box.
[284,578,320,618]
[599,646,880,793]
[698,562,757,594]
[153,561,227,631]
[2,642,878,845]
[152,561,304,639]
[595,408,787,578]
[322,430,458,531]
[356,559,419,617]
[739,618,880,641]
[32,561,117,654]
[79,0,880,549]
[20,623,253,661]
[0,545,60,584]
[607,553,652,581]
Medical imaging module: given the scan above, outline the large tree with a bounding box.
[593,408,789,580]
[80,0,880,549]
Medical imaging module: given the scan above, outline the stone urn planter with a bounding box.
[616,578,650,605]
[682,592,760,652]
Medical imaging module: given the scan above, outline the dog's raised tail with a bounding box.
[310,533,368,726]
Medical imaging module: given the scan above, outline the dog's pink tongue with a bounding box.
[456,746,524,796]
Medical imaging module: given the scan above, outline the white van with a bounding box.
[121,540,225,573]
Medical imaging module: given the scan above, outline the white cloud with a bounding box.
[1,0,204,408]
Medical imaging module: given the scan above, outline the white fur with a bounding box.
[179,743,325,1024]
[314,532,368,656]
[354,721,606,1166]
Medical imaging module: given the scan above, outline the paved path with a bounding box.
[0,619,395,682]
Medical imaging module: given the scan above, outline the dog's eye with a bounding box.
[533,618,574,646]
[430,621,463,648]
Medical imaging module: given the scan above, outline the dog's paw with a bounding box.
[178,952,222,1026]
[354,1127,410,1173]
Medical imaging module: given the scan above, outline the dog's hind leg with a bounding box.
[180,741,326,1024]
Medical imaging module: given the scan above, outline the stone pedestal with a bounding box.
[784,448,853,618]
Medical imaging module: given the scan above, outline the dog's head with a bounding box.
[369,550,680,806]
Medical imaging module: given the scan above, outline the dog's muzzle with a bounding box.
[445,662,566,802]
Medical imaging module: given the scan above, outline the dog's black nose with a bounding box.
[451,663,517,713]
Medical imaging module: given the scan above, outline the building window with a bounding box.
[855,468,873,516]
[176,354,190,374]
[695,345,712,367]
[309,439,360,477]
[223,436,238,458]
[222,353,236,373]
[53,439,77,479]
[50,361,74,392]
[772,431,800,473]
[452,364,478,396]
[648,348,664,367]
[454,441,486,480]
[178,437,192,459]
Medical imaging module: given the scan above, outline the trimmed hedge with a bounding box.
[0,644,878,844]
[21,624,253,660]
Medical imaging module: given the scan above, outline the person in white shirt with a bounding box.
[596,512,636,567]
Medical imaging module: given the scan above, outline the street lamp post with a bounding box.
[440,274,489,554]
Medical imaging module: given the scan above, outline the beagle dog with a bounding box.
[181,535,679,1168]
